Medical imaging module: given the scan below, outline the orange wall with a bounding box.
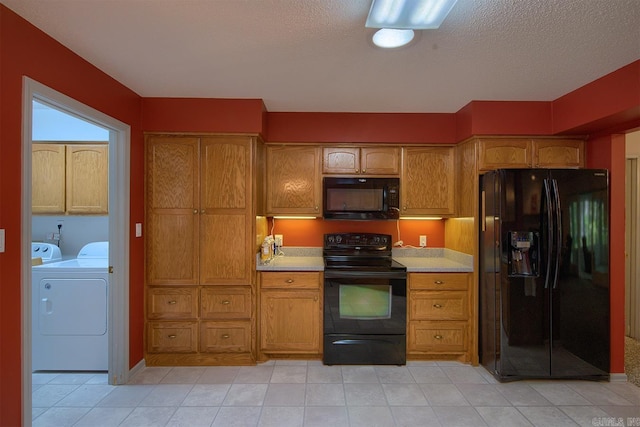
[270,219,445,248]
[0,6,144,425]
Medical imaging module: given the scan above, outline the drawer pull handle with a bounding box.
[167,300,177,305]
[434,334,443,340]
[286,279,294,283]
[221,334,230,339]
[434,280,444,285]
[167,334,177,339]
[433,304,443,308]
[221,300,230,305]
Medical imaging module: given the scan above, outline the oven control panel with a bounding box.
[324,233,391,250]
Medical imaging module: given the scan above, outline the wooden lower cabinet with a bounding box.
[146,285,255,365]
[200,321,252,353]
[258,272,322,358]
[407,272,473,363]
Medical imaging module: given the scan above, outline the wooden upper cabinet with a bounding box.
[146,136,200,286]
[32,143,109,215]
[66,144,109,214]
[323,146,399,175]
[478,139,532,170]
[266,145,322,215]
[478,138,585,170]
[201,136,249,210]
[533,139,584,168]
[32,144,66,214]
[401,146,455,216]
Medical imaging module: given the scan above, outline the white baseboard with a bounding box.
[609,372,629,382]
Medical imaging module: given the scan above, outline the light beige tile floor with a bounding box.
[32,360,640,426]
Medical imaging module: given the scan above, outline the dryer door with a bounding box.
[37,278,108,336]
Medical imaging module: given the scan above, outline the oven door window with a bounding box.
[339,285,391,319]
[324,276,406,335]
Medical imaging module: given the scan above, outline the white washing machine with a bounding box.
[31,242,62,264]
[32,241,109,371]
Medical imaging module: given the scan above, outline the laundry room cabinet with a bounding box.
[32,142,109,214]
[145,133,263,365]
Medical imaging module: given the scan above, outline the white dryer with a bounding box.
[32,241,109,371]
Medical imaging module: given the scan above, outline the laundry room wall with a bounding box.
[32,101,110,258]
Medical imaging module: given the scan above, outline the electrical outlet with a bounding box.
[419,235,427,247]
[275,234,283,247]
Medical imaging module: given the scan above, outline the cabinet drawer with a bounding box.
[410,291,468,321]
[201,286,251,319]
[147,287,198,319]
[409,321,468,352]
[147,321,197,353]
[409,273,469,290]
[200,321,252,353]
[260,272,321,289]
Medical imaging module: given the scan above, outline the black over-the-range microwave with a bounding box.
[322,177,400,220]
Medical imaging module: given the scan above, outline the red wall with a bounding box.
[0,6,144,426]
[266,112,457,143]
[1,4,638,425]
[587,134,627,374]
[142,97,266,133]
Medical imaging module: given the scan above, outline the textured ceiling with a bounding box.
[2,0,639,113]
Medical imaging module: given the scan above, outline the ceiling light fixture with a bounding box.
[366,0,458,48]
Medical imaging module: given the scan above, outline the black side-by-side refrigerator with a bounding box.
[479,169,610,381]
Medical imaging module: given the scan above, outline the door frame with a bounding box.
[21,77,131,423]
[626,156,639,338]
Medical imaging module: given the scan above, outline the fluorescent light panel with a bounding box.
[366,0,458,29]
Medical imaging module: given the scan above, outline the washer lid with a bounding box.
[77,241,108,259]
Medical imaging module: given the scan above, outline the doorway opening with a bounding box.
[21,78,131,424]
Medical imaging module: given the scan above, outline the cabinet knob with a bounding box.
[355,169,359,173]
[315,206,319,211]
[221,334,230,339]
[433,304,443,309]
[201,209,205,214]
[193,209,198,214]
[362,169,366,173]
[286,279,294,283]
[221,300,230,305]
[167,334,177,339]
[434,280,444,285]
[167,300,177,305]
[434,334,443,340]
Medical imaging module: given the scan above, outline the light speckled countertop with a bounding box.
[256,247,473,272]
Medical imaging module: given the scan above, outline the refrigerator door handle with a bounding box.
[543,178,553,289]
[552,179,562,289]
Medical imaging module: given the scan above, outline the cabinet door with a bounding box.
[200,136,252,285]
[32,144,66,214]
[323,147,359,174]
[478,139,532,170]
[66,144,109,214]
[260,290,321,353]
[146,136,200,286]
[360,147,400,175]
[402,147,455,215]
[533,139,584,168]
[266,145,322,215]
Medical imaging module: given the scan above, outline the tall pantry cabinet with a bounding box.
[145,133,263,365]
